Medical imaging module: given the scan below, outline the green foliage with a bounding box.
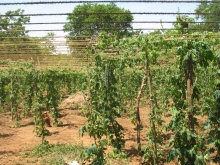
[62,70,87,94]
[107,151,128,160]
[203,53,220,161]
[177,39,214,69]
[64,3,133,36]
[94,28,218,164]
[43,70,62,125]
[2,25,220,165]
[80,57,125,163]
[167,126,209,164]
[0,9,30,38]
[23,141,84,164]
[166,33,215,164]
[83,32,171,164]
[63,3,133,55]
[0,63,88,138]
[27,140,53,157]
[0,10,57,56]
[0,73,10,111]
[195,0,220,31]
[21,68,35,117]
[8,68,23,121]
[80,142,107,165]
[174,14,195,33]
[22,141,128,165]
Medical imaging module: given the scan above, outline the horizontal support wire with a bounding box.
[0,12,217,16]
[0,1,219,60]
[0,36,91,38]
[1,34,220,39]
[1,34,220,43]
[0,21,219,25]
[0,40,89,43]
[1,36,220,47]
[2,28,220,32]
[0,54,87,57]
[0,48,66,50]
[0,0,219,5]
[0,51,70,53]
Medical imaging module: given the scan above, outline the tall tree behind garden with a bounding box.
[195,0,220,31]
[63,3,133,55]
[0,9,30,54]
[0,9,56,57]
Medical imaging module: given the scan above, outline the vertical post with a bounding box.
[217,57,220,157]
[186,56,194,130]
[136,74,146,152]
[186,55,196,164]
[146,52,158,165]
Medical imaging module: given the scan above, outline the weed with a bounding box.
[22,141,85,164]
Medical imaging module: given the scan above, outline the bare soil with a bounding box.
[0,104,218,165]
[0,105,149,165]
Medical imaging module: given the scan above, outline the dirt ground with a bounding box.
[0,105,151,165]
[0,103,218,165]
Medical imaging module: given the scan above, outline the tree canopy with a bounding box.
[0,9,32,55]
[63,3,134,36]
[195,0,220,31]
[0,9,57,56]
[63,3,133,55]
[0,9,30,45]
[0,9,30,37]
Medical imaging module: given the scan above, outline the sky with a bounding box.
[0,0,200,53]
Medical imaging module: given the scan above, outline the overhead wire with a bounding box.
[0,0,220,59]
[2,28,220,32]
[0,12,218,16]
[1,33,220,39]
[0,0,219,5]
[1,34,220,47]
[0,21,219,25]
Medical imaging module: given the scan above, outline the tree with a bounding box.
[63,3,133,55]
[0,10,56,57]
[195,0,220,31]
[0,9,30,37]
[0,9,30,54]
[64,3,133,36]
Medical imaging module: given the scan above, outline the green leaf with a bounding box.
[214,90,220,99]
[79,127,84,136]
[87,144,97,154]
[195,155,204,165]
[167,148,180,161]
[204,154,210,161]
[203,120,211,129]
[92,162,104,165]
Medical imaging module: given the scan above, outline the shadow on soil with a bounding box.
[21,121,34,127]
[0,133,14,138]
[0,150,16,155]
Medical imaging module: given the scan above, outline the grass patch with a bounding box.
[22,140,85,165]
[106,151,129,165]
[21,141,130,165]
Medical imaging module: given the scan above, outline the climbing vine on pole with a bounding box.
[80,35,125,163]
[167,37,215,164]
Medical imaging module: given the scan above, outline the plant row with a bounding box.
[79,29,220,165]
